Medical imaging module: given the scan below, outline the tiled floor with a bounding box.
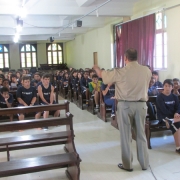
[0,99,180,180]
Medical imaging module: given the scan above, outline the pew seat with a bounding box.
[0,153,80,179]
[0,114,81,180]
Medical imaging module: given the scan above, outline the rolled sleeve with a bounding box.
[101,69,116,84]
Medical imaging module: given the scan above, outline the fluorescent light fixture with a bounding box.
[16,25,22,32]
[16,18,23,32]
[20,7,27,18]
[15,33,19,39]
[16,6,27,18]
[13,36,19,43]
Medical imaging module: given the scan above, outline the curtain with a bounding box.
[116,14,155,69]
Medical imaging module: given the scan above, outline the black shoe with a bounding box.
[176,148,180,154]
[118,163,133,172]
[142,168,147,170]
[163,117,173,129]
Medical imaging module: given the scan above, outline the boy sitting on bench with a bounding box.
[16,76,40,120]
[0,87,13,121]
[89,74,102,109]
[38,74,60,129]
[156,79,180,154]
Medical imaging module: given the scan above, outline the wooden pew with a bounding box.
[0,114,81,180]
[0,102,69,120]
[97,91,112,122]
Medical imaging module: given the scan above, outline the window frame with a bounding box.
[46,43,64,64]
[153,11,167,70]
[19,44,38,68]
[0,44,10,69]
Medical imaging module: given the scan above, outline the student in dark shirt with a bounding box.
[156,79,180,153]
[172,78,180,95]
[31,72,41,87]
[0,75,4,89]
[152,71,163,88]
[71,70,78,92]
[16,76,38,120]
[10,74,20,88]
[38,74,60,121]
[0,87,13,121]
[101,83,115,117]
[80,71,92,105]
[148,77,159,96]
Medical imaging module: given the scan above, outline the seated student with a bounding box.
[10,74,20,88]
[31,72,41,87]
[0,87,13,121]
[7,72,12,81]
[101,83,115,117]
[80,71,92,106]
[16,71,22,83]
[152,71,163,88]
[156,79,180,153]
[89,74,102,109]
[62,72,69,87]
[16,76,39,120]
[2,79,10,90]
[0,75,4,89]
[172,78,180,95]
[89,69,95,80]
[148,77,159,96]
[38,74,60,120]
[54,70,60,81]
[71,70,78,92]
[61,72,69,97]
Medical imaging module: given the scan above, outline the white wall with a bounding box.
[37,43,47,67]
[9,43,20,70]
[65,18,122,70]
[133,0,180,81]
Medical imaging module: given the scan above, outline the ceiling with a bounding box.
[0,0,139,43]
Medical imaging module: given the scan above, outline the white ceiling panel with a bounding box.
[0,0,139,42]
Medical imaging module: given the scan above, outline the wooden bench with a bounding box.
[97,91,112,122]
[0,101,69,121]
[0,114,81,180]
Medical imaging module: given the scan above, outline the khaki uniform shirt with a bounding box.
[101,61,151,101]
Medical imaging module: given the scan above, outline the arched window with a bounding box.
[47,43,63,64]
[0,44,9,68]
[20,44,37,68]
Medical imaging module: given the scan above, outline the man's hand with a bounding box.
[93,65,102,78]
[93,65,100,71]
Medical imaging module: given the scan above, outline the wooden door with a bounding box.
[93,52,98,65]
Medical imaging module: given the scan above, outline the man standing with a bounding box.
[93,48,151,171]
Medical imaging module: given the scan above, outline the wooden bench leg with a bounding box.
[66,160,80,180]
[6,145,10,161]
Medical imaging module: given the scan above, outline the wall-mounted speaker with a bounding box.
[77,20,82,27]
[50,37,54,43]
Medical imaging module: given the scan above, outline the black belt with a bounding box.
[118,100,146,102]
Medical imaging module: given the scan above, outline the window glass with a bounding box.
[47,43,63,64]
